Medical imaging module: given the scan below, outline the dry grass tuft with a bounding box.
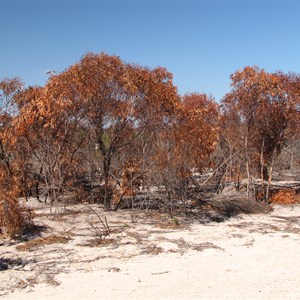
[191,242,223,252]
[16,235,70,251]
[141,244,163,255]
[156,222,182,230]
[81,238,116,247]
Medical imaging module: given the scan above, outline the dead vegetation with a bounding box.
[81,238,116,248]
[0,257,25,271]
[191,242,223,252]
[270,189,300,204]
[16,235,70,252]
[0,193,33,238]
[184,191,272,224]
[141,244,164,255]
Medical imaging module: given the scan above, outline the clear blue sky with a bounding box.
[1,0,300,101]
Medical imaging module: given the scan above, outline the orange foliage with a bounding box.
[112,158,142,205]
[0,167,32,238]
[174,93,219,172]
[1,55,299,223]
[270,189,300,204]
[0,77,32,238]
[221,66,300,200]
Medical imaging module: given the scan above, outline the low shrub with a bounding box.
[0,197,32,238]
[0,173,32,238]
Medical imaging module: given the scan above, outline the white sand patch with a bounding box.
[1,201,300,299]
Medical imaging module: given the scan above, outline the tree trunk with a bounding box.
[266,158,274,203]
[103,157,111,211]
[290,140,294,171]
[260,139,265,201]
[244,135,251,200]
[235,161,241,191]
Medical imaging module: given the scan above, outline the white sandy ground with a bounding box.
[1,200,300,300]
